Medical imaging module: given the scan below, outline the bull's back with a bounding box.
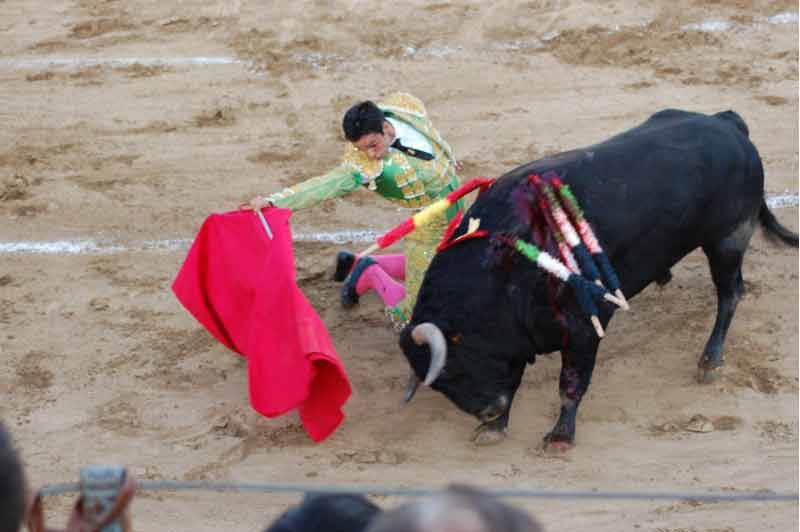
[475,109,763,298]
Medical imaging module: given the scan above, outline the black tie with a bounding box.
[391,138,434,161]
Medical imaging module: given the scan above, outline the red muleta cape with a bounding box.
[172,208,351,442]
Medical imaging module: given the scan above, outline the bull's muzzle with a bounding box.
[478,395,509,423]
[404,323,448,403]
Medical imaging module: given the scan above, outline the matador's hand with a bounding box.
[239,196,274,211]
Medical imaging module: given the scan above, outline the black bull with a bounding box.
[398,109,798,449]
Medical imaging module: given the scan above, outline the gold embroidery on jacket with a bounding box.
[379,93,427,118]
[342,143,382,181]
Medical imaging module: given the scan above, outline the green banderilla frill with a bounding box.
[511,237,623,338]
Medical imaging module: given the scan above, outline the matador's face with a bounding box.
[352,121,395,161]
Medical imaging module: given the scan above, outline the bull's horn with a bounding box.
[411,322,447,385]
[403,369,420,403]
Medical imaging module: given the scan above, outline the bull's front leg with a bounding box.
[543,336,599,452]
[472,357,526,446]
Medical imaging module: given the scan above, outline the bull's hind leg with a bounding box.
[698,220,755,383]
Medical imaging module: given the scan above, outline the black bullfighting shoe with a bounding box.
[332,251,356,282]
[340,256,376,308]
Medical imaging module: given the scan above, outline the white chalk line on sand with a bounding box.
[680,11,799,32]
[0,231,382,255]
[0,56,252,69]
[767,193,800,209]
[1,194,796,255]
[0,11,795,71]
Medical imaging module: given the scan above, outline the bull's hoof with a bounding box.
[472,425,507,446]
[542,430,575,453]
[542,438,574,454]
[697,365,722,384]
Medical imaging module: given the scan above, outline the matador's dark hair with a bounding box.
[342,101,386,142]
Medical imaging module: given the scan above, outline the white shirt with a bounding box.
[387,117,434,157]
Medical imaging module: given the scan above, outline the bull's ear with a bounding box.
[510,223,532,239]
[484,235,518,271]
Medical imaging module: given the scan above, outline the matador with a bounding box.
[242,93,462,329]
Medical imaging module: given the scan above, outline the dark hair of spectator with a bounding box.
[264,493,381,532]
[342,101,386,142]
[0,422,26,532]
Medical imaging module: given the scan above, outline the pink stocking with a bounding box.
[371,254,406,280]
[355,263,406,307]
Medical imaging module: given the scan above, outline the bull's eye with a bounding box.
[450,333,462,345]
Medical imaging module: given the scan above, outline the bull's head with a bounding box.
[397,243,546,424]
[397,174,564,425]
[400,321,512,424]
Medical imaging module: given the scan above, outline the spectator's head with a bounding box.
[0,422,27,532]
[366,485,544,532]
[342,101,393,160]
[265,493,381,532]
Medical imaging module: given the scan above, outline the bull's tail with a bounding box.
[759,200,798,247]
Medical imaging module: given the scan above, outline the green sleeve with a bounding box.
[266,165,361,211]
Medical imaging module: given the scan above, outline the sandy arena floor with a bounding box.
[0,1,797,530]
